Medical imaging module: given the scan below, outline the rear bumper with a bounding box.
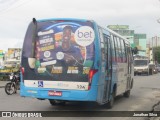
[134,70,148,74]
[20,82,98,102]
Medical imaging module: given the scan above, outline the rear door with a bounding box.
[102,34,112,102]
[97,27,112,104]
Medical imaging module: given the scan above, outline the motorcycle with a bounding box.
[5,72,20,95]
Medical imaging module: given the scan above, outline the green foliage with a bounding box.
[153,46,160,64]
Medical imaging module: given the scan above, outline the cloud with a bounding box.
[0,0,160,50]
[0,38,22,51]
[0,0,21,13]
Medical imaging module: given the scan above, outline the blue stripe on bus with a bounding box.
[45,22,81,30]
[37,18,89,22]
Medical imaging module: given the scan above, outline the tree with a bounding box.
[153,46,160,64]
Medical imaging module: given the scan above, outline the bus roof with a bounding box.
[105,27,130,44]
[34,17,130,45]
[36,18,95,23]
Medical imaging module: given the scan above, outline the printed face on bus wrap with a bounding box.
[62,26,72,51]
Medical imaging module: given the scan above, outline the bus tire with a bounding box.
[107,89,115,109]
[130,79,133,89]
[58,101,66,105]
[49,100,56,106]
[123,90,130,98]
[49,100,66,106]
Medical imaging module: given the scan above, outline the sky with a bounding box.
[0,0,160,51]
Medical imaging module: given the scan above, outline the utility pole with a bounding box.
[152,37,154,48]
[152,37,154,64]
[158,37,160,46]
[155,36,157,47]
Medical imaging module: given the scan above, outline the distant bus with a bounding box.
[20,18,134,108]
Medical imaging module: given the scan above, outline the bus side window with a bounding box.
[107,36,111,64]
[110,34,116,62]
[103,35,108,68]
[117,37,123,63]
[103,34,112,76]
[114,36,119,62]
[99,27,105,61]
[101,42,105,61]
[128,47,133,63]
[127,46,132,73]
[104,38,108,62]
[124,43,128,62]
[121,39,127,63]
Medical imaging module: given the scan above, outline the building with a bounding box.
[107,25,147,56]
[0,50,4,67]
[6,48,21,61]
[147,36,160,64]
[134,34,147,56]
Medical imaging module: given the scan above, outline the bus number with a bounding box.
[77,85,86,90]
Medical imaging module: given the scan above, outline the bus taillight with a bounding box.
[88,69,98,90]
[20,67,25,76]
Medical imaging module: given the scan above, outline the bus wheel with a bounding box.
[58,101,66,105]
[49,100,56,106]
[123,90,130,98]
[107,90,115,109]
[49,100,66,106]
[130,79,133,89]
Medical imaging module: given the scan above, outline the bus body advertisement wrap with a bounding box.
[21,18,134,108]
[22,20,95,90]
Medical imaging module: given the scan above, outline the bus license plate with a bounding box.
[48,91,62,96]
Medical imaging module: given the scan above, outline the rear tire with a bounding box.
[49,100,56,106]
[106,90,115,109]
[123,90,130,98]
[5,83,16,95]
[49,100,66,106]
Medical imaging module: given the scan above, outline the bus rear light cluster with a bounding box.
[88,69,98,90]
[20,67,25,76]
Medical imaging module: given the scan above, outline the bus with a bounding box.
[20,18,134,108]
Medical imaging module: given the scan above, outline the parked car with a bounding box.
[156,64,160,72]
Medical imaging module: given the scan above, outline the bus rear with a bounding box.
[20,18,98,103]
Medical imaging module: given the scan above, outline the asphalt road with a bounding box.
[0,73,160,120]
